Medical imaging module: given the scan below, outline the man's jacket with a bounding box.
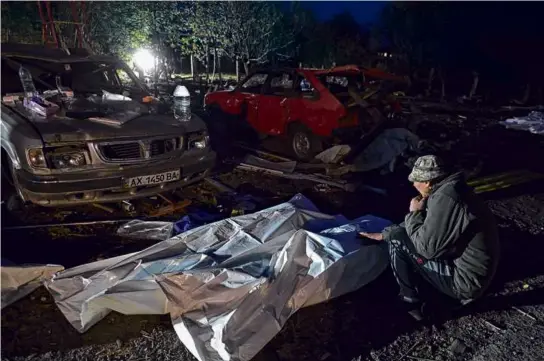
[396,172,500,299]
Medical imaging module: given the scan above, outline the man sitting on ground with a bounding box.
[361,155,500,320]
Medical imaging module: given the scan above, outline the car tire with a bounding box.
[288,123,323,161]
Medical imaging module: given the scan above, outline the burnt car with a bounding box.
[204,65,406,160]
[1,44,215,207]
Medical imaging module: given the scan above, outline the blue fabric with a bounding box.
[304,215,350,233]
[289,194,393,253]
[173,210,225,236]
[318,215,393,253]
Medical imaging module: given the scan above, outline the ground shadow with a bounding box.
[254,271,425,361]
[1,286,173,357]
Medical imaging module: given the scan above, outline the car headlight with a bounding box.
[188,132,209,149]
[49,152,87,169]
[44,146,89,169]
[27,147,89,169]
[27,148,47,168]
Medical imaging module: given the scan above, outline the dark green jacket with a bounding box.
[403,172,500,299]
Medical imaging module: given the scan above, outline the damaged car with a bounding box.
[204,65,407,160]
[1,44,215,207]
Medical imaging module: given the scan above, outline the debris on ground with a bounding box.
[500,111,544,135]
[448,338,468,355]
[468,170,544,194]
[1,260,64,309]
[315,145,352,164]
[235,156,360,191]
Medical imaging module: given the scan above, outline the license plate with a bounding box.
[124,170,180,188]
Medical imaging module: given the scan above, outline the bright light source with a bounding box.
[133,48,155,72]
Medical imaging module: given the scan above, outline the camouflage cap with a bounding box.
[408,155,447,183]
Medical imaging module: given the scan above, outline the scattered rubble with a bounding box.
[500,111,544,135]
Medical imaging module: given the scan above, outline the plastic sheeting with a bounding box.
[352,128,420,173]
[1,260,63,308]
[500,111,544,135]
[45,194,391,361]
[313,128,420,173]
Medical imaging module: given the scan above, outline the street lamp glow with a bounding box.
[133,48,155,72]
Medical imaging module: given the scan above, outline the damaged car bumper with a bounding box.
[15,149,216,206]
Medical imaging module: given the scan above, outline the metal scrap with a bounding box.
[92,203,115,213]
[235,162,359,192]
[3,219,132,231]
[204,178,237,194]
[512,306,538,321]
[233,143,293,162]
[149,198,191,217]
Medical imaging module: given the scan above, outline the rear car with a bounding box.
[204,65,406,160]
[1,44,215,207]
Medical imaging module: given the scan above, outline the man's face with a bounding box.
[413,181,431,197]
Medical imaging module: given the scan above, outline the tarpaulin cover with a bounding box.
[45,194,391,361]
[314,128,420,173]
[1,260,63,308]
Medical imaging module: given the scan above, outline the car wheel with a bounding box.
[289,124,322,161]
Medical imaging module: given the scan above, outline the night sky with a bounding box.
[301,1,386,24]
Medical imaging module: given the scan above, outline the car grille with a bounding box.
[151,138,178,157]
[99,143,142,160]
[97,138,181,162]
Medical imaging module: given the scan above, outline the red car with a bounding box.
[204,65,405,160]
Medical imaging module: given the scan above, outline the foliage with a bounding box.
[183,2,303,73]
[1,2,45,44]
[298,11,369,68]
[3,0,542,90]
[86,2,153,60]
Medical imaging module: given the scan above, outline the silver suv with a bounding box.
[1,44,215,207]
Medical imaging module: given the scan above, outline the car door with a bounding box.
[286,72,328,136]
[256,71,295,135]
[229,72,268,128]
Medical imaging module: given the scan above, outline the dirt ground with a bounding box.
[1,112,544,361]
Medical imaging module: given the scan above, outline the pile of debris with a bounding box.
[230,126,422,195]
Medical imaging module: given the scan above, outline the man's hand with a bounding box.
[359,232,384,241]
[409,196,426,212]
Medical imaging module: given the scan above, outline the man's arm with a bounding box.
[404,193,467,259]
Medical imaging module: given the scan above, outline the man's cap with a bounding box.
[408,155,447,183]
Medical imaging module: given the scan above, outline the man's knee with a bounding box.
[388,229,413,260]
[385,225,410,244]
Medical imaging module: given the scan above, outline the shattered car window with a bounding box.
[270,73,294,90]
[318,74,365,94]
[241,73,268,93]
[116,68,137,88]
[267,73,295,95]
[1,57,141,96]
[326,76,349,87]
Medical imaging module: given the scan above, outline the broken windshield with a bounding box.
[1,57,144,96]
[318,74,365,94]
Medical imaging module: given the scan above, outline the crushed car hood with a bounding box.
[28,113,207,145]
